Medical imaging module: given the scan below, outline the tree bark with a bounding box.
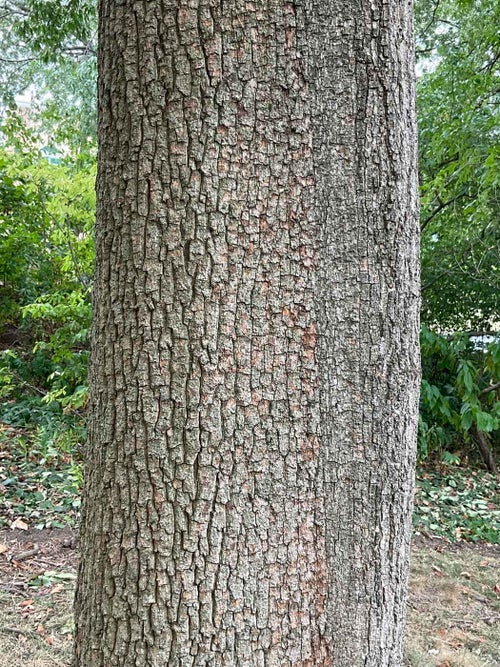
[311,3,420,663]
[74,1,420,666]
[471,425,497,475]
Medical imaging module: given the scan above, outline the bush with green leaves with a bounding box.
[0,115,95,412]
[419,325,499,471]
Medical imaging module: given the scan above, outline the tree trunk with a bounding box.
[472,425,497,475]
[74,0,420,666]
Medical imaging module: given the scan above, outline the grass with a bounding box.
[0,531,498,667]
[406,541,500,666]
[0,410,499,665]
[0,530,76,667]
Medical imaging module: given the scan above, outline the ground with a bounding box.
[406,537,500,666]
[0,528,77,667]
[0,530,498,666]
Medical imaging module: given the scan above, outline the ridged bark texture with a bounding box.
[308,2,420,665]
[74,0,419,666]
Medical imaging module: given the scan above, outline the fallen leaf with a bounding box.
[12,560,30,570]
[19,599,34,607]
[11,518,28,530]
[42,571,77,581]
[50,584,65,595]
[0,543,7,554]
[493,584,500,596]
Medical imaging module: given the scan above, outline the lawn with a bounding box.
[1,424,499,666]
[0,529,498,667]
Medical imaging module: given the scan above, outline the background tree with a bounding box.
[0,0,497,509]
[74,0,420,666]
[0,114,94,462]
[0,0,96,412]
[415,0,499,470]
[416,0,499,331]
[0,0,97,154]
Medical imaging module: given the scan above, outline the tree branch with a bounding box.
[478,382,500,398]
[421,269,454,293]
[422,0,442,36]
[421,193,468,233]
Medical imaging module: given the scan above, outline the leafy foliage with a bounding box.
[0,406,83,530]
[419,325,499,468]
[416,0,500,330]
[0,116,94,410]
[13,0,96,61]
[0,0,97,154]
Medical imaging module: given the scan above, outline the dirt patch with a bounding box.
[413,534,500,558]
[0,529,78,667]
[406,540,500,666]
[0,529,499,666]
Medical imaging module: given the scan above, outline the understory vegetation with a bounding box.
[0,0,499,549]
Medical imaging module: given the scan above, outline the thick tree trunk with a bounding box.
[311,2,420,663]
[74,1,420,666]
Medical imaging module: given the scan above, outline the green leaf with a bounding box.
[461,409,473,431]
[475,411,498,433]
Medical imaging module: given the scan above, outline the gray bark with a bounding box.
[74,0,420,666]
[310,2,421,664]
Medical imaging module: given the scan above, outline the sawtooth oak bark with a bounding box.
[74,0,420,665]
